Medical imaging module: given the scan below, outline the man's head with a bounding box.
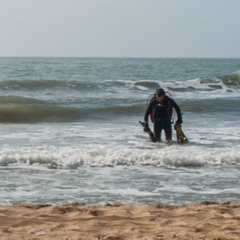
[155,88,165,97]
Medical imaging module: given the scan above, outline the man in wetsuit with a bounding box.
[143,88,183,142]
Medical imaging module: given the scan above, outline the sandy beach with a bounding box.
[0,201,240,240]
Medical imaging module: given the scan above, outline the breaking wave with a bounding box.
[0,146,239,169]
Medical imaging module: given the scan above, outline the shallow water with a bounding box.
[0,57,240,206]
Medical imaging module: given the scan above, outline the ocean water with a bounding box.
[0,57,240,206]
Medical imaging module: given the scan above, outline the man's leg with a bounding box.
[164,118,172,141]
[154,122,162,142]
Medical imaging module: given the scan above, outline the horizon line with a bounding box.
[0,56,239,59]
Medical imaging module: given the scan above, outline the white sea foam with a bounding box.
[0,143,239,169]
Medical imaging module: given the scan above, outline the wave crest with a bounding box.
[0,147,239,169]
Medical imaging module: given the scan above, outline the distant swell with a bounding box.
[0,105,84,123]
[0,96,145,123]
[220,71,240,87]
[0,79,99,91]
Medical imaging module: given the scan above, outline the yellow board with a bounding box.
[174,124,188,144]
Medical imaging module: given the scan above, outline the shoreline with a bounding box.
[1,201,240,240]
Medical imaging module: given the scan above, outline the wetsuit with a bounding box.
[144,96,181,141]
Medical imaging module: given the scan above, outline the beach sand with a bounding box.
[0,201,240,240]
